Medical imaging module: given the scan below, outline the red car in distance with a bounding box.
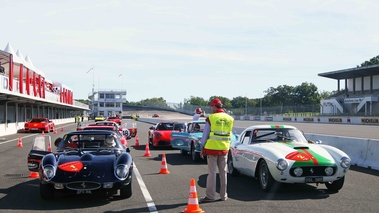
[24,117,55,133]
[107,116,122,125]
[82,125,129,146]
[121,123,138,138]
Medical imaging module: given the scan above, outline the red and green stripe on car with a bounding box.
[284,143,336,167]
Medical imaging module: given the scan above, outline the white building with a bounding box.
[88,89,126,119]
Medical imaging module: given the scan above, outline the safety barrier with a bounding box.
[305,133,378,170]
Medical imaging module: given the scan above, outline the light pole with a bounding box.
[86,68,94,117]
[86,68,94,93]
[118,74,123,90]
[260,97,263,116]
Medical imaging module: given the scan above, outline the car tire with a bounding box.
[191,143,200,162]
[120,181,132,199]
[40,182,54,200]
[227,151,239,176]
[325,176,345,192]
[258,160,278,192]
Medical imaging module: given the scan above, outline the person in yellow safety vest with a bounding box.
[77,115,81,127]
[199,98,234,203]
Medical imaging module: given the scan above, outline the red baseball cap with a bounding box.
[210,98,222,107]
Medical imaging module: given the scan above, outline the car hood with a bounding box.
[259,142,336,166]
[56,153,115,177]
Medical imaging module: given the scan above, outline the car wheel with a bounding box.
[120,181,132,199]
[258,160,277,192]
[180,149,188,156]
[191,143,200,162]
[40,182,54,200]
[227,151,239,176]
[325,176,345,192]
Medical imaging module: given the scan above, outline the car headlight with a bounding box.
[340,157,351,168]
[115,164,129,180]
[293,167,303,177]
[276,158,288,171]
[324,167,334,176]
[43,165,56,180]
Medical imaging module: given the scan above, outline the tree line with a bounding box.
[123,82,337,109]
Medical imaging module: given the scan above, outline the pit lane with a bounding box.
[0,111,378,213]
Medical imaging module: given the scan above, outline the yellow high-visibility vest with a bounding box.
[204,113,234,151]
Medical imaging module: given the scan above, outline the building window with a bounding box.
[99,102,104,107]
[105,102,114,107]
[99,93,104,99]
[115,103,120,107]
[105,94,115,99]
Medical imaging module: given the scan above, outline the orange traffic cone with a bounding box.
[17,136,23,147]
[135,136,140,147]
[53,128,57,134]
[182,178,204,213]
[143,143,151,157]
[42,131,45,136]
[47,141,51,152]
[159,153,170,174]
[28,171,39,178]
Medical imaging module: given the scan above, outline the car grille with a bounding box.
[66,181,101,191]
[289,166,337,177]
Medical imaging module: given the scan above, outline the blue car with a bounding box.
[171,120,238,162]
[27,130,133,200]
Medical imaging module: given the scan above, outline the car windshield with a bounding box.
[30,118,47,123]
[156,123,174,130]
[251,128,308,143]
[57,132,121,151]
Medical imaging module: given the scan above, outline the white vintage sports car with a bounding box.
[228,125,351,192]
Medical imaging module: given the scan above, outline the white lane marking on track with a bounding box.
[133,162,158,213]
[0,134,37,145]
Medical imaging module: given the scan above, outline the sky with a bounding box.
[2,0,379,103]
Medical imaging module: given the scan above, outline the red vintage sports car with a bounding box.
[82,125,129,146]
[107,116,122,125]
[121,123,138,138]
[24,117,55,133]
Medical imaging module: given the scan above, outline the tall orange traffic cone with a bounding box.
[42,131,45,136]
[134,136,140,147]
[28,171,39,178]
[143,143,151,157]
[182,178,204,213]
[159,153,170,174]
[17,136,23,147]
[47,141,51,152]
[53,128,57,134]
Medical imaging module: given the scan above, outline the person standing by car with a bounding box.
[193,108,203,121]
[199,98,234,202]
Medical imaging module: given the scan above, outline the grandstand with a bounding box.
[318,64,379,116]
